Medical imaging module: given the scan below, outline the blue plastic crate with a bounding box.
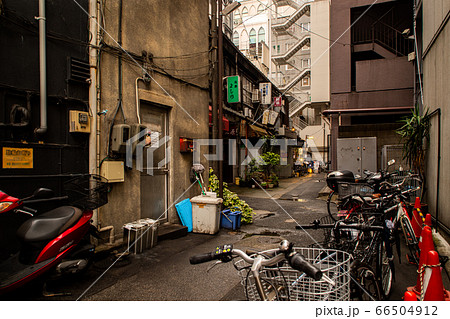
[220,209,242,230]
[175,198,192,232]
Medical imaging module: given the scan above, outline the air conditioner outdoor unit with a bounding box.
[252,89,260,103]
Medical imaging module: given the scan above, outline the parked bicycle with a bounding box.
[325,160,400,221]
[297,217,393,300]
[190,240,351,301]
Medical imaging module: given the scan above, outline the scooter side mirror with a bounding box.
[32,188,55,200]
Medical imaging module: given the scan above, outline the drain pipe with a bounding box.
[98,225,115,245]
[35,0,47,135]
[135,77,143,124]
[426,108,441,232]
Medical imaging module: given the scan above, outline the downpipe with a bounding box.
[35,0,47,135]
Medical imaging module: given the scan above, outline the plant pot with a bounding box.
[268,184,274,188]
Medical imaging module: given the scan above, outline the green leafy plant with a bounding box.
[396,105,430,179]
[209,168,254,224]
[260,152,280,181]
[269,173,279,187]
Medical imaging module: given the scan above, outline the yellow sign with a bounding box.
[2,147,33,169]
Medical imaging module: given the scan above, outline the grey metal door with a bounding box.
[337,137,377,174]
[336,138,361,174]
[140,103,169,221]
[360,137,377,173]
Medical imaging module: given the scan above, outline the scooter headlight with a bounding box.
[0,202,14,213]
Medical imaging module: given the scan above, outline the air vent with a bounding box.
[68,57,90,84]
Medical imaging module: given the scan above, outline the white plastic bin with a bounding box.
[190,195,223,234]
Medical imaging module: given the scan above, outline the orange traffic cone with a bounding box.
[425,214,432,228]
[407,226,435,296]
[421,250,450,301]
[403,291,417,301]
[411,197,424,239]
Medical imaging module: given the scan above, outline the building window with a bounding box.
[233,31,239,47]
[302,77,310,87]
[249,28,256,44]
[249,5,256,16]
[257,4,264,14]
[233,11,241,26]
[242,6,248,20]
[302,58,310,68]
[258,27,265,43]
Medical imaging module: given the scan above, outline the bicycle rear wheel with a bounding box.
[327,191,340,221]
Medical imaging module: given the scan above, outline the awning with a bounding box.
[322,106,413,116]
[249,124,268,136]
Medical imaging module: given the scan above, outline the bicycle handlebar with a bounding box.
[189,241,323,281]
[189,252,217,264]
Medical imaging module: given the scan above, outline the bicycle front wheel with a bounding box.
[351,262,382,301]
[377,241,393,299]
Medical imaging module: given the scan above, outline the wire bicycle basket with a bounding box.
[337,183,374,199]
[234,247,351,301]
[64,174,109,210]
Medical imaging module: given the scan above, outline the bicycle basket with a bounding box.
[234,247,351,301]
[337,183,374,199]
[64,174,109,210]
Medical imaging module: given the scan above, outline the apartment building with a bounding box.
[324,0,415,171]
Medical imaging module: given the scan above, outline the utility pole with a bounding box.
[218,0,224,200]
[211,0,219,150]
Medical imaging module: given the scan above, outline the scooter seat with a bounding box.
[17,206,83,243]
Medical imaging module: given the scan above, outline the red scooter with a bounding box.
[0,175,107,296]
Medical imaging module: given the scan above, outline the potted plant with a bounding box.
[396,105,430,200]
[270,173,279,187]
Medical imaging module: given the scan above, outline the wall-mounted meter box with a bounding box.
[69,110,90,133]
[111,124,131,153]
[130,124,149,152]
[100,161,124,183]
[179,137,193,153]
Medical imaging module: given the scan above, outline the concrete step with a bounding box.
[157,223,188,241]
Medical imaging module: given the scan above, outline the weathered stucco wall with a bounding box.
[97,0,210,239]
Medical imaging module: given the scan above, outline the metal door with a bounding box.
[360,137,377,173]
[140,103,169,221]
[337,137,377,175]
[336,138,361,174]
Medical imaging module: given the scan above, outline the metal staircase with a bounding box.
[272,0,301,10]
[272,2,311,34]
[272,35,310,65]
[279,69,310,92]
[289,98,311,117]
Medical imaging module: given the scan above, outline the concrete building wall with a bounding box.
[97,0,210,239]
[329,0,414,169]
[422,0,450,231]
[310,0,330,103]
[355,57,414,92]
